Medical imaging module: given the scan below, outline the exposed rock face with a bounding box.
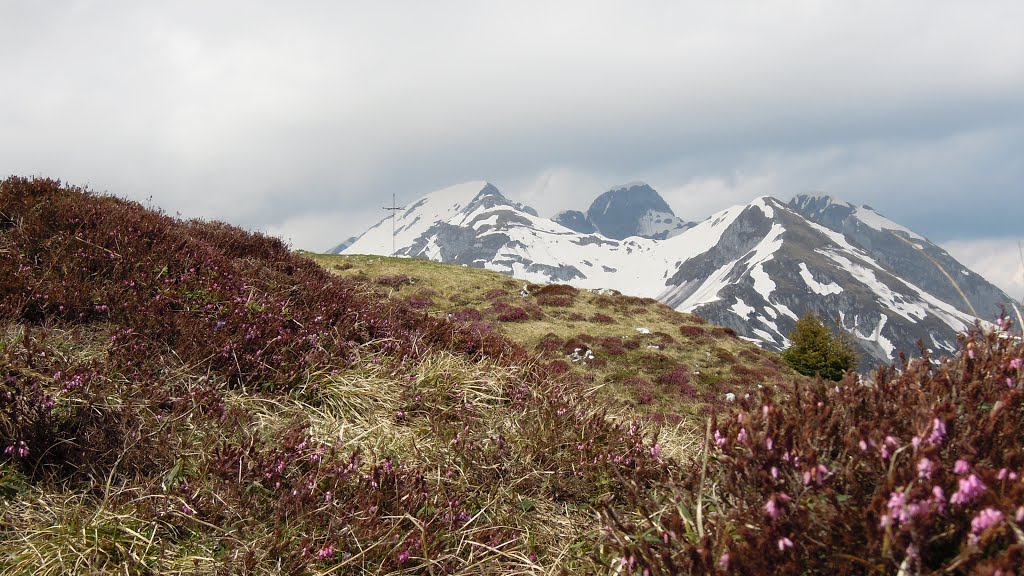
[657,198,986,371]
[788,194,1008,320]
[554,183,693,240]
[338,182,1014,371]
[552,210,595,234]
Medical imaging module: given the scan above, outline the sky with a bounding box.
[2,1,1023,300]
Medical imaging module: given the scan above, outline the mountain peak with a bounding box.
[419,180,497,207]
[586,183,686,239]
[606,181,652,193]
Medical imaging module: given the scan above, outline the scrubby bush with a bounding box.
[536,294,574,307]
[599,336,626,356]
[449,308,480,322]
[483,288,507,300]
[603,321,1024,574]
[490,303,529,322]
[591,313,615,324]
[657,365,695,398]
[0,177,673,574]
[680,325,705,338]
[531,284,578,297]
[376,274,413,288]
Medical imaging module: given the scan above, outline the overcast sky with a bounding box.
[2,1,1022,299]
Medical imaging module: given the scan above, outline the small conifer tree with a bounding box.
[782,313,857,380]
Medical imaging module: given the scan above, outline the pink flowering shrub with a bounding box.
[0,177,671,572]
[604,323,1024,574]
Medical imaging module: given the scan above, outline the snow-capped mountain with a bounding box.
[554,182,693,240]
[337,182,1013,370]
[344,181,664,288]
[788,194,1008,320]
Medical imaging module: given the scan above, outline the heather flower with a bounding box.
[858,439,868,451]
[4,441,29,459]
[951,474,986,505]
[927,418,947,446]
[954,459,970,474]
[1015,506,1024,523]
[764,498,781,519]
[803,463,829,485]
[931,485,946,512]
[884,491,906,525]
[317,543,335,560]
[714,429,726,448]
[1011,357,1022,370]
[777,537,793,551]
[736,428,748,443]
[917,457,934,479]
[970,507,1004,535]
[765,437,773,451]
[649,443,663,459]
[718,552,730,570]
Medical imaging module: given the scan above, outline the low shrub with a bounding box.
[536,294,574,307]
[657,365,695,398]
[451,307,482,322]
[483,288,507,300]
[377,274,413,288]
[591,313,615,324]
[599,336,626,356]
[603,322,1024,574]
[679,325,705,338]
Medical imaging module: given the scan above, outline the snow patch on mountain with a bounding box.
[798,263,843,295]
[855,206,925,241]
[731,297,755,319]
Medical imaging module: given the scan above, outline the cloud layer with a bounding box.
[2,1,1022,296]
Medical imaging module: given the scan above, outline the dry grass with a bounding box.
[309,253,799,431]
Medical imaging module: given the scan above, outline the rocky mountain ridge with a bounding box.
[554,182,694,240]
[337,181,1013,370]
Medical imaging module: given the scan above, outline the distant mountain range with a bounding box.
[333,181,1013,370]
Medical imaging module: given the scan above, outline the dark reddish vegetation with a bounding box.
[624,376,656,406]
[0,177,670,572]
[591,313,615,324]
[482,288,507,300]
[450,307,483,322]
[679,325,705,338]
[536,294,574,307]
[531,284,577,307]
[404,295,434,309]
[657,365,695,398]
[599,336,626,356]
[488,302,530,322]
[604,323,1024,574]
[376,274,413,288]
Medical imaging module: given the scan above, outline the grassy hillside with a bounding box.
[0,177,671,574]
[307,253,796,425]
[3,177,1021,574]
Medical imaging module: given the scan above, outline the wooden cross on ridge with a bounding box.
[383,193,405,256]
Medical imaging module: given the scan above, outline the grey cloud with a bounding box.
[1,0,1022,274]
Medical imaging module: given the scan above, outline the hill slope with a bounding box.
[0,177,682,574]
